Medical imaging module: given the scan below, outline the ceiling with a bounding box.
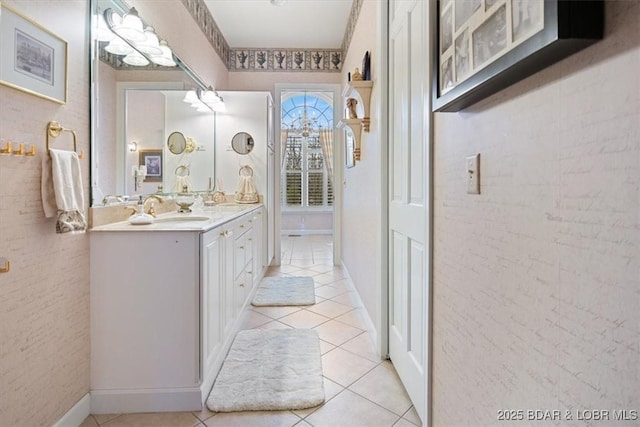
[202,0,354,49]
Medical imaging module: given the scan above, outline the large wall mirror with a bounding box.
[90,0,217,205]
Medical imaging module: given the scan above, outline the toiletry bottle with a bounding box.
[129,196,154,225]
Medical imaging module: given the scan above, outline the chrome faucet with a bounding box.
[142,194,164,217]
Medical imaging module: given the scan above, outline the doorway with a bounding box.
[274,84,343,267]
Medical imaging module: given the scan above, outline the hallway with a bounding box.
[80,235,419,427]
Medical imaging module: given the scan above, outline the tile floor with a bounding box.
[81,235,419,427]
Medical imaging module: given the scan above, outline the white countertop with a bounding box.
[90,203,262,232]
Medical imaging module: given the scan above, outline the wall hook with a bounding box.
[26,145,36,156]
[0,257,9,273]
[0,141,11,154]
[13,143,25,156]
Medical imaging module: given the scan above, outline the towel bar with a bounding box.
[46,121,84,159]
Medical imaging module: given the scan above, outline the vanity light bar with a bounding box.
[101,7,176,68]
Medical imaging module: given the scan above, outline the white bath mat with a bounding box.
[206,329,325,412]
[251,276,316,306]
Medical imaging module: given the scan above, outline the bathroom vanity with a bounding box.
[89,204,267,413]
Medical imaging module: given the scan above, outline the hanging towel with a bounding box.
[41,148,87,233]
[234,165,259,203]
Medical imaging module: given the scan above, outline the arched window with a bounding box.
[281,92,334,208]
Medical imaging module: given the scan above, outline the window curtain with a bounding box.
[281,130,289,169]
[319,128,334,181]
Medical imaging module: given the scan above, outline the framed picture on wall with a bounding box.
[139,149,163,182]
[433,0,603,112]
[0,3,68,104]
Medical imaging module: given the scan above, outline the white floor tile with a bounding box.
[203,411,301,427]
[306,300,353,319]
[313,319,364,346]
[340,332,381,363]
[304,389,400,427]
[321,347,377,387]
[279,309,331,329]
[250,305,302,320]
[350,361,413,416]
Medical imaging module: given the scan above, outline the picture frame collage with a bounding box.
[433,0,604,112]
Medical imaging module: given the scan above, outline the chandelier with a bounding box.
[286,95,322,137]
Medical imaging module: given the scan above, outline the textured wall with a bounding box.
[0,1,90,425]
[340,0,382,342]
[281,212,333,234]
[432,1,640,425]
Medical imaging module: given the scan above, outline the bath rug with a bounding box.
[206,329,325,412]
[251,276,315,306]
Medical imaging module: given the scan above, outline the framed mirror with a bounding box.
[231,132,255,155]
[345,130,355,168]
[90,0,217,205]
[167,131,186,154]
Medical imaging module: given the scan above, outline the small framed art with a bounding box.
[0,3,68,104]
[139,149,163,182]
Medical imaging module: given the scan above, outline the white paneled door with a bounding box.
[388,0,430,424]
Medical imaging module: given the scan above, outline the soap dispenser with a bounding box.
[128,196,155,225]
[175,186,196,213]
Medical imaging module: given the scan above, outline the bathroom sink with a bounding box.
[154,216,210,223]
[207,204,249,213]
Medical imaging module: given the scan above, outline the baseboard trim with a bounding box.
[281,229,332,235]
[90,388,201,414]
[340,262,379,353]
[52,393,90,427]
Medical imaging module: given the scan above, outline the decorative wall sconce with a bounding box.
[128,141,138,152]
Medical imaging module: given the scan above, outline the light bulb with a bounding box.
[117,7,145,42]
[150,40,176,67]
[104,36,133,55]
[95,12,114,42]
[183,90,198,104]
[123,51,149,66]
[137,27,162,56]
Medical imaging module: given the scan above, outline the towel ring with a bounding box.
[175,164,190,176]
[46,121,83,159]
[239,165,254,177]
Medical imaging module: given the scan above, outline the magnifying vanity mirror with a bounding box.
[231,132,255,155]
[167,131,186,155]
[90,0,217,205]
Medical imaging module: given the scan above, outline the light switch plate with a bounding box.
[466,154,480,194]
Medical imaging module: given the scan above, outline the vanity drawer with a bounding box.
[234,229,252,279]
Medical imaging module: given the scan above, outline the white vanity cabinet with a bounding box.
[216,92,275,267]
[90,207,264,414]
